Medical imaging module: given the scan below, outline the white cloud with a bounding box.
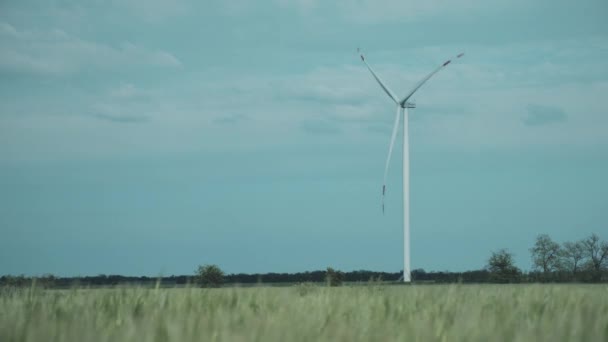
[117,0,189,21]
[0,22,181,75]
[1,33,608,162]
[274,0,319,12]
[109,83,141,99]
[259,39,608,149]
[273,0,527,23]
[522,104,567,126]
[91,102,150,124]
[88,83,165,124]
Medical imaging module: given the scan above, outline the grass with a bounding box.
[1,284,607,341]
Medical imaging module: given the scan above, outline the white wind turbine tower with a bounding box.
[360,50,464,283]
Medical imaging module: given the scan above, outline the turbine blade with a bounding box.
[360,53,399,104]
[382,105,402,213]
[399,52,464,106]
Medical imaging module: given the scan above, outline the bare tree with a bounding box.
[561,241,586,275]
[530,234,562,277]
[582,234,608,279]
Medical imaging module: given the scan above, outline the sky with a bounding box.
[1,0,607,276]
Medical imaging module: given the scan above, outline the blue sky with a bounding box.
[1,0,607,276]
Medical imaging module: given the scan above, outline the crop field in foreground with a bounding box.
[1,284,607,342]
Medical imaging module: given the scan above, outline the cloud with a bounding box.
[0,22,18,36]
[88,84,158,124]
[299,119,341,135]
[523,104,567,126]
[118,0,190,21]
[274,0,319,12]
[0,22,181,75]
[93,113,149,124]
[365,123,393,135]
[91,102,151,124]
[1,23,607,164]
[272,0,527,23]
[109,83,151,100]
[279,84,369,106]
[213,113,249,125]
[12,0,191,22]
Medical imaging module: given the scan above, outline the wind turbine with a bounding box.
[360,50,464,283]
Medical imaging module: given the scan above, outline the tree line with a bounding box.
[461,232,608,283]
[2,233,606,288]
[528,233,607,282]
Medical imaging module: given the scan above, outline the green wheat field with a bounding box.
[1,284,607,342]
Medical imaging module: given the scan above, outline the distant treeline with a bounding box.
[1,270,487,288]
[2,233,606,287]
[0,271,400,288]
[1,268,605,288]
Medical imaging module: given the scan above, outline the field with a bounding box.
[1,284,607,342]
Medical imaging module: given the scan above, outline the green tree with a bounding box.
[487,249,521,283]
[196,264,224,288]
[530,234,562,279]
[325,267,344,287]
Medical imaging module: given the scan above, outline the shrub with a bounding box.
[196,264,224,288]
[326,267,344,287]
